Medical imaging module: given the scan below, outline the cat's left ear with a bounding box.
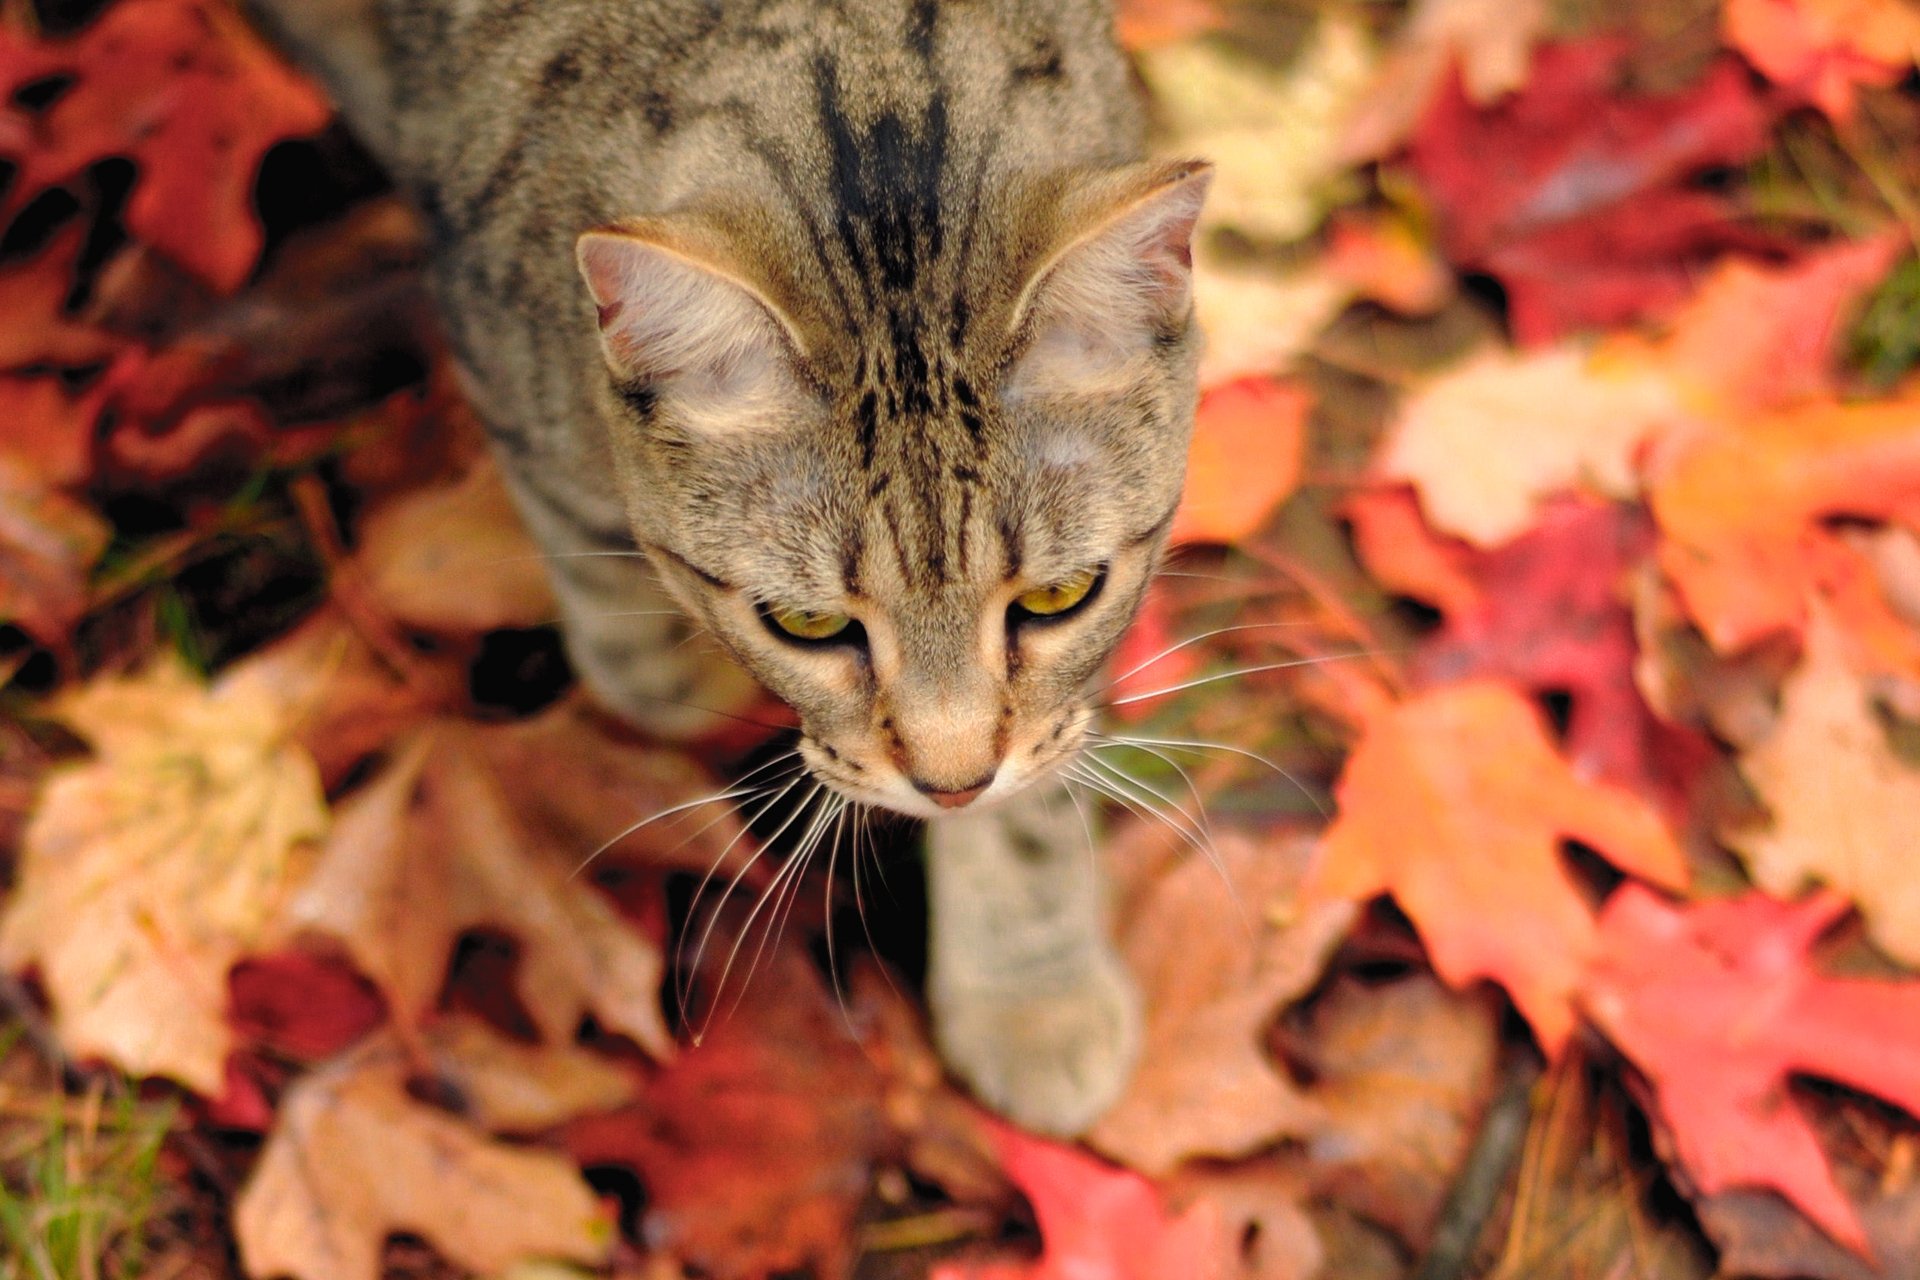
[1007,160,1212,389]
[577,224,806,431]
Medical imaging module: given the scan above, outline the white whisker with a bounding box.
[1101,651,1382,709]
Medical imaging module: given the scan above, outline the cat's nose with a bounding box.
[913,771,996,809]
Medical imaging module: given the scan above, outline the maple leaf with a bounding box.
[352,458,558,633]
[1581,886,1920,1254]
[931,1122,1232,1280]
[1307,680,1688,1053]
[1172,377,1309,546]
[564,947,894,1280]
[1406,39,1774,344]
[1088,830,1352,1175]
[280,706,736,1057]
[1650,393,1920,652]
[234,1022,617,1280]
[1724,0,1920,121]
[0,454,110,647]
[1339,0,1547,161]
[0,0,332,292]
[1723,606,1920,967]
[0,658,328,1093]
[1342,485,1483,619]
[1376,342,1684,546]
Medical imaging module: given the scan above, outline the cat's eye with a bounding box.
[761,604,858,644]
[1011,567,1103,620]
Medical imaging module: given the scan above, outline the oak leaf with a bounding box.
[1725,0,1920,121]
[1581,886,1920,1254]
[1723,607,1920,967]
[1376,343,1683,546]
[1088,830,1352,1175]
[1307,680,1688,1053]
[280,707,734,1057]
[0,0,331,291]
[0,658,328,1093]
[1173,378,1309,546]
[1650,393,1920,652]
[932,1122,1232,1280]
[234,1022,616,1280]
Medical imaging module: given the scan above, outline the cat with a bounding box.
[247,0,1209,1135]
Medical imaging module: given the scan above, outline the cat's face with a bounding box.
[579,162,1208,818]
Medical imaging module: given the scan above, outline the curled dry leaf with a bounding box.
[1723,606,1920,967]
[280,705,738,1057]
[1088,829,1352,1175]
[1308,680,1689,1054]
[0,658,328,1093]
[353,458,557,634]
[234,1022,616,1280]
[1582,886,1920,1255]
[1376,342,1684,546]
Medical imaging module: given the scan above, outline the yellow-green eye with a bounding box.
[765,605,854,642]
[1013,567,1101,618]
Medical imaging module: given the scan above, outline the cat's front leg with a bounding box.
[924,782,1140,1137]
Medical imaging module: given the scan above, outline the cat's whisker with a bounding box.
[1077,751,1216,870]
[1098,651,1386,710]
[1061,780,1100,881]
[612,688,795,734]
[820,801,860,1033]
[1089,738,1215,847]
[1099,621,1315,693]
[1090,731,1329,819]
[568,774,773,881]
[1067,758,1244,921]
[677,771,810,1017]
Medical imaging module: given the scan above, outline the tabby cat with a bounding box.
[249,0,1209,1135]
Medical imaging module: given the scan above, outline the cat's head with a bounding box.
[577,159,1209,819]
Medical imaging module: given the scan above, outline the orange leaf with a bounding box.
[1172,377,1308,545]
[1308,681,1688,1053]
[1651,394,1920,652]
[1343,485,1484,619]
[1724,0,1920,121]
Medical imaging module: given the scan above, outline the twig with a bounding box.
[1411,1046,1544,1280]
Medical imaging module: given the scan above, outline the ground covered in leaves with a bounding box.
[4,0,1920,1276]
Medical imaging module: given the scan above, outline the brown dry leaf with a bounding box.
[1723,606,1920,967]
[1166,1164,1326,1280]
[354,457,556,633]
[0,374,99,488]
[1339,0,1547,160]
[234,1023,615,1280]
[0,455,110,647]
[1376,343,1686,546]
[280,705,741,1057]
[0,659,328,1093]
[1300,973,1499,1249]
[424,1014,637,1132]
[1088,829,1354,1175]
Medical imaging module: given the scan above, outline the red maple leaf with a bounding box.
[0,0,331,292]
[1407,39,1776,344]
[1582,886,1920,1256]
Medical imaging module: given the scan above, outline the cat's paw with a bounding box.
[930,951,1142,1137]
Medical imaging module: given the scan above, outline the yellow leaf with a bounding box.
[0,660,327,1093]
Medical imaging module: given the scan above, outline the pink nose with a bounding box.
[925,783,988,810]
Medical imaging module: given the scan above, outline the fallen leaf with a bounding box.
[353,458,557,634]
[0,226,119,368]
[564,947,894,1280]
[1407,40,1774,343]
[1725,0,1920,120]
[0,658,328,1093]
[0,0,332,291]
[234,1024,615,1280]
[1342,485,1483,619]
[0,454,110,647]
[1722,606,1920,967]
[932,1121,1232,1280]
[1299,973,1500,1249]
[1140,15,1374,245]
[281,707,735,1057]
[1582,886,1920,1254]
[1193,248,1352,387]
[1308,680,1689,1053]
[1114,0,1225,50]
[1323,210,1455,316]
[1339,0,1547,160]
[1089,830,1352,1174]
[1173,377,1310,546]
[1702,1182,1920,1280]
[228,950,387,1063]
[1651,393,1920,652]
[1105,584,1200,722]
[1376,342,1684,546]
[0,374,101,488]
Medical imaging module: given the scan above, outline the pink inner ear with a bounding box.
[578,232,642,320]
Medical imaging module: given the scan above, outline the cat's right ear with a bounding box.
[577,227,805,432]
